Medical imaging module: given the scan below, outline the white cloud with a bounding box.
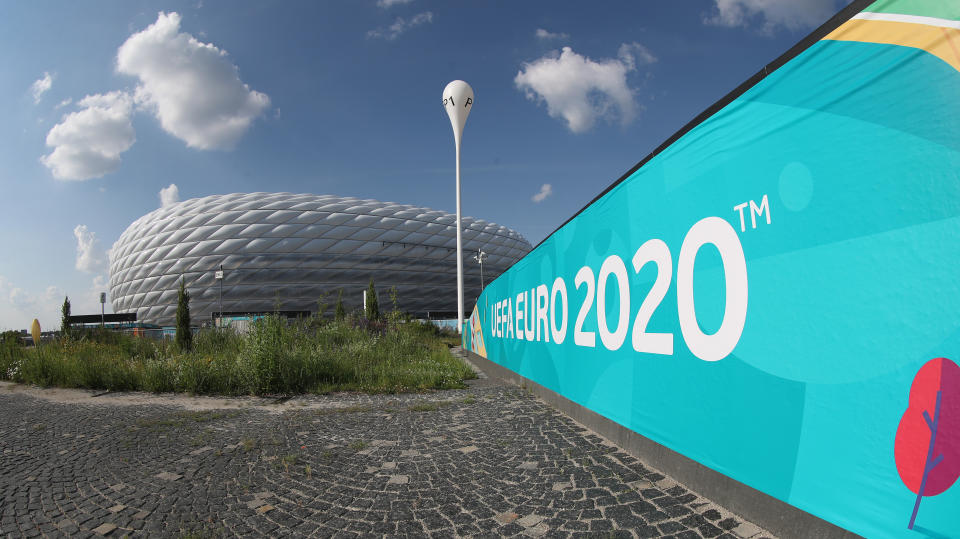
[43,286,63,303]
[41,91,135,181]
[8,288,35,312]
[515,45,647,133]
[90,275,109,305]
[0,275,113,331]
[116,11,270,150]
[74,224,105,274]
[377,0,414,7]
[532,183,553,203]
[159,183,180,207]
[705,0,838,32]
[31,72,53,104]
[0,276,65,331]
[55,97,73,109]
[69,275,112,320]
[535,28,569,41]
[618,42,657,70]
[367,11,433,40]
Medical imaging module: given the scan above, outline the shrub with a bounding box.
[0,331,25,381]
[60,296,72,339]
[365,278,380,321]
[176,277,192,352]
[334,289,345,320]
[0,308,476,396]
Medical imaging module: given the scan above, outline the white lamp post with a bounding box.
[443,80,474,334]
[215,265,224,327]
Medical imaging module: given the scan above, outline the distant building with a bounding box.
[109,193,531,326]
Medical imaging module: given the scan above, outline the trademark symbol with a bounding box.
[733,194,771,232]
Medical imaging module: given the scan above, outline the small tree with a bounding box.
[334,289,346,320]
[176,277,192,351]
[388,286,403,324]
[315,291,329,319]
[365,278,380,321]
[60,296,72,339]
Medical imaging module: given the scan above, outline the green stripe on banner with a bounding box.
[863,0,960,20]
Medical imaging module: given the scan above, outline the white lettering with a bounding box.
[733,202,748,233]
[750,194,771,229]
[550,277,568,344]
[536,284,549,342]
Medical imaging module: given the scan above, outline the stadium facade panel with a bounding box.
[109,193,532,326]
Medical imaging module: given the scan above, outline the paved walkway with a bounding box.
[0,360,773,538]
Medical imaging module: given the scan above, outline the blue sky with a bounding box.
[0,0,850,330]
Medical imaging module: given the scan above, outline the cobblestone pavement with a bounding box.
[0,374,774,538]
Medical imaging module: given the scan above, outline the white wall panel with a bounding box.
[109,192,532,325]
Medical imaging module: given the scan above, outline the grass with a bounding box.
[349,440,368,451]
[407,401,445,412]
[134,411,241,432]
[0,316,474,396]
[314,404,376,415]
[276,453,300,473]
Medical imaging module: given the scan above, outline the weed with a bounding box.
[305,464,312,478]
[263,437,281,447]
[460,395,476,404]
[0,317,476,396]
[281,454,298,473]
[315,404,374,415]
[407,401,442,412]
[242,438,257,452]
[177,526,223,539]
[190,430,213,447]
[349,440,367,451]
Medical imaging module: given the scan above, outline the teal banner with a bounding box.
[465,1,960,537]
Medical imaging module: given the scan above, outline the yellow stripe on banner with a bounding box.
[823,18,960,72]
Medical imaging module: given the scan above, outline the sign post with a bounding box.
[442,80,474,333]
[99,292,106,328]
[215,265,224,327]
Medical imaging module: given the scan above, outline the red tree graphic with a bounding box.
[894,357,960,529]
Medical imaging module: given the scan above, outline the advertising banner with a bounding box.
[465,1,960,536]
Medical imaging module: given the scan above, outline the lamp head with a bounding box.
[442,80,474,145]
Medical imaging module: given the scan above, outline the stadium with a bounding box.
[108,193,532,326]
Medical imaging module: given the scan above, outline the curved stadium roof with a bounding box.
[109,193,532,326]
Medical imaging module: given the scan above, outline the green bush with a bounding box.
[365,278,380,321]
[60,296,72,339]
[0,315,475,396]
[176,277,192,352]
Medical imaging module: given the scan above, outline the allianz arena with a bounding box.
[109,193,532,326]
